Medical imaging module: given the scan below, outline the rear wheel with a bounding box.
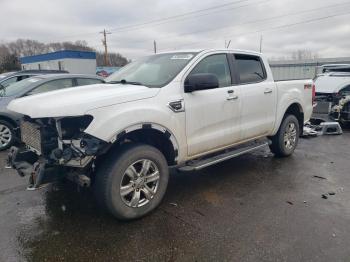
[0,120,15,151]
[94,143,169,220]
[269,114,300,157]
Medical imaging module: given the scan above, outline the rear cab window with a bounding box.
[234,54,266,84]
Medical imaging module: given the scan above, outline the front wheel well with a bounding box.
[284,103,304,134]
[112,128,177,166]
[0,115,18,129]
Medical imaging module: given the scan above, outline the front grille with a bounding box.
[20,121,42,154]
[313,101,332,114]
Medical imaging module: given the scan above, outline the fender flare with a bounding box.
[112,122,180,161]
[272,100,304,135]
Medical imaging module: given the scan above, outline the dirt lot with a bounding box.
[1,132,350,262]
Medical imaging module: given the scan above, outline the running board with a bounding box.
[178,139,270,172]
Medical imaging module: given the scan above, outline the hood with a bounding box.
[315,74,350,94]
[7,83,159,118]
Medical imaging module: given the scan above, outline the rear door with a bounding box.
[233,54,276,140]
[184,53,241,157]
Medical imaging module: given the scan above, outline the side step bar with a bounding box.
[178,138,270,172]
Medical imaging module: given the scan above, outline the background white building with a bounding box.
[20,50,97,75]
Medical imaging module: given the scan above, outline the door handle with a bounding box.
[227,90,238,100]
[227,96,238,100]
[264,88,273,94]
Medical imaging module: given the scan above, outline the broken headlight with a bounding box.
[59,115,94,140]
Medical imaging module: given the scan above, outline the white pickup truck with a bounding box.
[7,49,314,220]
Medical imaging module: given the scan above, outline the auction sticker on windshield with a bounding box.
[28,78,40,82]
[171,54,194,60]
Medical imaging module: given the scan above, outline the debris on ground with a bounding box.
[313,175,327,180]
[195,210,205,217]
[302,118,343,137]
[286,201,294,205]
[322,192,337,199]
[169,203,178,207]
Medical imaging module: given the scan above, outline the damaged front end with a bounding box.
[7,115,108,190]
[315,89,350,123]
[330,95,350,123]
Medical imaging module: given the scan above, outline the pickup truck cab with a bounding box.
[7,49,314,220]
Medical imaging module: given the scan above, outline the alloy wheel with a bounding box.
[120,159,160,208]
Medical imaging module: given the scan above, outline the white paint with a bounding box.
[314,73,350,93]
[8,49,313,164]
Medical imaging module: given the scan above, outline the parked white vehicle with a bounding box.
[7,49,314,220]
[314,64,350,122]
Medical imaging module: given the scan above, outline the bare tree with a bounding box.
[291,49,319,60]
[0,39,129,72]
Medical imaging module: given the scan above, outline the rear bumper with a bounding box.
[7,146,46,190]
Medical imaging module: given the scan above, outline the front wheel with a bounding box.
[269,114,300,157]
[94,143,169,220]
[0,120,15,151]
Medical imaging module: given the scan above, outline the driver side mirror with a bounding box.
[184,73,219,93]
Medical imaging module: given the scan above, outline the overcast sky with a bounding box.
[1,0,350,60]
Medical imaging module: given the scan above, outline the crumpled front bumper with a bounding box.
[7,146,46,190]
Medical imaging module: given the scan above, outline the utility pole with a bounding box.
[259,35,263,53]
[100,29,112,66]
[153,40,157,54]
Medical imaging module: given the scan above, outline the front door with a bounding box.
[184,53,241,157]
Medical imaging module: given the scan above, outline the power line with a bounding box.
[114,1,350,46]
[50,0,263,41]
[108,0,251,32]
[177,10,350,49]
[109,0,271,34]
[155,1,350,43]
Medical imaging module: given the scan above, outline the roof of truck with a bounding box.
[157,49,263,56]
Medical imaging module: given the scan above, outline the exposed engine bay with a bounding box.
[7,115,108,189]
[330,95,350,123]
[315,87,350,123]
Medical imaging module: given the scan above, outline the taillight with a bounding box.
[312,83,316,106]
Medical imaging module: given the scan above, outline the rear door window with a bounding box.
[76,78,104,86]
[234,54,266,84]
[28,79,74,95]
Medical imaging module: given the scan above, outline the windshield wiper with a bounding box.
[107,79,143,85]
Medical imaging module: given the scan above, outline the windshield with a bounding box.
[106,52,197,88]
[0,77,42,97]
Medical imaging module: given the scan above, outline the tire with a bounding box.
[0,120,15,151]
[269,114,300,157]
[94,143,169,220]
